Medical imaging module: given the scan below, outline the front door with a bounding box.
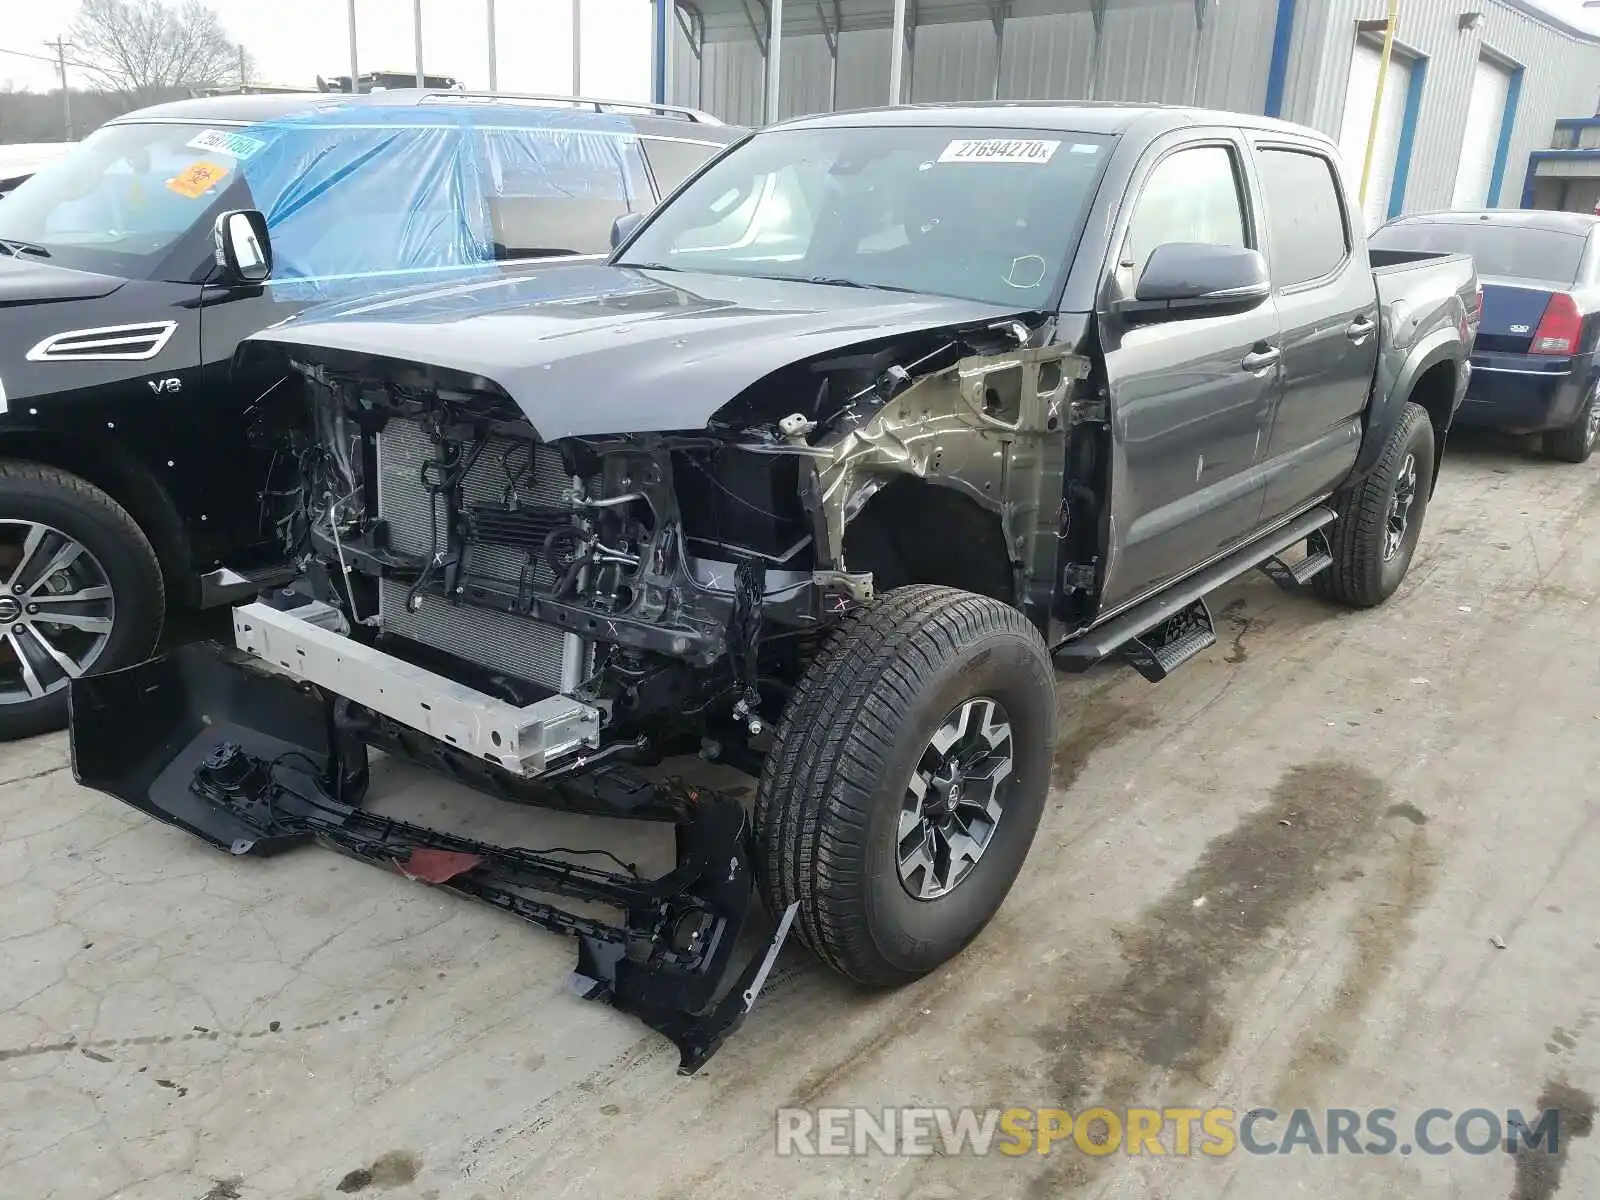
[1096,135,1282,613]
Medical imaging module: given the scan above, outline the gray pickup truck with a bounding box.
[70,104,1478,1072]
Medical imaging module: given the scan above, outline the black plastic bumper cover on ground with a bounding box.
[68,643,795,1074]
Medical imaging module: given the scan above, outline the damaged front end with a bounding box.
[68,299,1093,1069]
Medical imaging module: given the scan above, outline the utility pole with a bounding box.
[487,0,497,90]
[414,0,425,88]
[45,38,73,140]
[572,0,582,96]
[347,0,359,91]
[238,45,248,91]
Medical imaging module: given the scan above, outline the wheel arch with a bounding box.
[841,476,1016,607]
[0,431,192,603]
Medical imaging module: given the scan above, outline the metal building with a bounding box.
[655,0,1600,222]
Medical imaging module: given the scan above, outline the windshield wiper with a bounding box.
[784,274,923,295]
[0,238,51,258]
[623,261,686,273]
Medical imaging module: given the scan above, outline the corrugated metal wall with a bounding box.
[1274,1,1600,210]
[671,0,1600,213]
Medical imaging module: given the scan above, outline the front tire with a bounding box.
[0,461,164,740]
[755,586,1056,987]
[1315,401,1435,609]
[1542,378,1600,464]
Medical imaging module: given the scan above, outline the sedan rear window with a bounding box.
[1369,220,1585,285]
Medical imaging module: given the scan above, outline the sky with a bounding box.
[1,0,1599,100]
[0,0,655,99]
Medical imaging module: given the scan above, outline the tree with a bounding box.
[68,0,253,103]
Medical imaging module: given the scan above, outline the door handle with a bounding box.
[1241,347,1281,373]
[1346,316,1377,341]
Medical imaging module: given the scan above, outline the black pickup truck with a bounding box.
[71,104,1479,1072]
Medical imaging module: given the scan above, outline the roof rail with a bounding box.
[414,89,722,124]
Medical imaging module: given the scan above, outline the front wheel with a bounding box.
[754,586,1056,987]
[0,461,164,740]
[1542,378,1600,464]
[1314,401,1436,609]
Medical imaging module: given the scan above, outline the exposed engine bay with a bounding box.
[255,313,1093,783]
[68,306,1098,1073]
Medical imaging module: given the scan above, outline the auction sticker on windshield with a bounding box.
[939,139,1061,164]
[186,128,267,161]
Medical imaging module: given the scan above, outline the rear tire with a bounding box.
[754,586,1056,987]
[0,461,164,741]
[1541,378,1600,464]
[1314,401,1435,609]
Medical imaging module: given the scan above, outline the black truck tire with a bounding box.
[1541,378,1600,464]
[754,585,1056,987]
[0,460,164,741]
[1314,401,1435,610]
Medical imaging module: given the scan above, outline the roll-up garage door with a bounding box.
[1338,36,1412,232]
[1451,57,1513,208]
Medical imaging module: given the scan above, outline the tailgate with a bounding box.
[1476,281,1558,355]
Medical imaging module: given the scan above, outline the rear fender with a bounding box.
[1356,328,1462,488]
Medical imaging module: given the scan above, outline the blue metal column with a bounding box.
[1387,56,1427,219]
[1263,0,1296,117]
[653,0,671,105]
[1487,66,1524,207]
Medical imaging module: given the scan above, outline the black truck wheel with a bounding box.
[1542,378,1600,464]
[755,585,1056,987]
[1314,401,1435,610]
[0,461,164,740]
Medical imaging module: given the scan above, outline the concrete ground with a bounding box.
[3,431,1599,1200]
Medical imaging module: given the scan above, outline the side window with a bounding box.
[1256,148,1350,287]
[642,137,720,198]
[1123,145,1248,283]
[477,129,647,259]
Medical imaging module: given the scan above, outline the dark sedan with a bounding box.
[1370,210,1600,462]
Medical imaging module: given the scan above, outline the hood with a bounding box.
[0,253,126,306]
[246,263,1029,439]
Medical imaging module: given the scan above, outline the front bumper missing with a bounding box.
[67,644,796,1074]
[232,600,601,777]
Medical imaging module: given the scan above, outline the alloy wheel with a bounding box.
[896,696,1014,901]
[1383,452,1418,563]
[0,520,116,706]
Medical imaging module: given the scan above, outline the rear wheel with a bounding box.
[754,586,1056,987]
[0,461,164,741]
[1542,378,1600,464]
[1314,401,1435,609]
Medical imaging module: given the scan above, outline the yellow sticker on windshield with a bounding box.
[166,160,229,198]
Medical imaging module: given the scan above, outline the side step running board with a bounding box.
[1121,598,1216,683]
[1258,526,1335,592]
[1054,505,1337,677]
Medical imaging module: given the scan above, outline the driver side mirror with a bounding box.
[213,209,272,286]
[610,211,645,251]
[1115,242,1270,322]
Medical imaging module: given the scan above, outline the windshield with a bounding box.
[1370,220,1587,285]
[0,121,246,277]
[617,125,1113,307]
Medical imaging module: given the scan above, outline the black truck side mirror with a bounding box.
[213,209,273,286]
[1117,242,1270,322]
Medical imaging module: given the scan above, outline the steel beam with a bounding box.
[766,0,784,122]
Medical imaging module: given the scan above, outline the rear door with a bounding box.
[1096,131,1282,613]
[1251,138,1376,524]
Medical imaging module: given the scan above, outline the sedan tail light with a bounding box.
[1531,292,1582,355]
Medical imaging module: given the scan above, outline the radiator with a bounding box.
[375,417,577,691]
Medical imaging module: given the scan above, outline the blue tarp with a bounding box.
[208,101,648,300]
